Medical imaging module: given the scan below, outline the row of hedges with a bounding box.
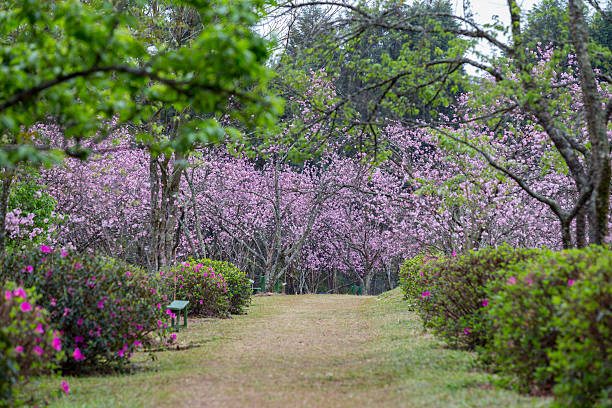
[400,245,612,408]
[0,246,251,406]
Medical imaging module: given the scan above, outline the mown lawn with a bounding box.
[39,290,551,407]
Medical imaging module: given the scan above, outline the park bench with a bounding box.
[167,300,189,331]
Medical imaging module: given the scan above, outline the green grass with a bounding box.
[31,289,551,407]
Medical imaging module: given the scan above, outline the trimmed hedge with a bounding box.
[1,246,170,373]
[1,282,63,406]
[400,245,538,349]
[194,259,251,315]
[486,246,612,406]
[160,258,251,318]
[401,245,612,407]
[161,260,230,318]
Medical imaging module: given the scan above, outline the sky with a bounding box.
[448,0,539,74]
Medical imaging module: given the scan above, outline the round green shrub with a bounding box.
[162,260,230,318]
[0,282,63,406]
[399,253,431,307]
[405,245,539,350]
[191,259,251,315]
[485,246,611,405]
[1,246,170,373]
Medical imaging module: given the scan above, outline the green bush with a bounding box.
[485,246,612,405]
[403,245,539,350]
[162,260,230,318]
[1,282,63,406]
[398,253,430,306]
[1,246,169,373]
[191,259,251,314]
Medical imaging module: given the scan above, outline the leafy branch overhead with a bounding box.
[0,0,282,166]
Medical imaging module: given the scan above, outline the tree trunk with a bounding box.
[568,0,611,244]
[0,169,14,257]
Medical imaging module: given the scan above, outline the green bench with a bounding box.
[167,300,189,331]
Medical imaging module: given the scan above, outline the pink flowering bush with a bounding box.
[193,259,251,315]
[161,259,230,318]
[403,245,539,350]
[485,246,612,406]
[0,246,170,373]
[0,282,63,406]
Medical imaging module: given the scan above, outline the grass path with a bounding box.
[50,290,551,407]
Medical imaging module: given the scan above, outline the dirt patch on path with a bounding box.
[176,295,376,408]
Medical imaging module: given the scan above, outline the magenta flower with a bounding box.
[97,301,104,309]
[73,348,84,361]
[25,265,33,272]
[117,349,125,357]
[452,251,457,256]
[568,279,574,287]
[52,337,62,351]
[61,380,70,394]
[61,250,68,257]
[33,346,43,356]
[463,327,472,335]
[74,336,84,343]
[134,340,142,347]
[14,345,23,354]
[20,302,32,312]
[4,290,11,301]
[507,276,517,285]
[157,320,163,328]
[40,245,52,253]
[13,288,26,298]
[77,318,84,326]
[170,333,177,340]
[421,291,430,298]
[482,299,489,307]
[35,323,44,334]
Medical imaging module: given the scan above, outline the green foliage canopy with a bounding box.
[0,0,281,166]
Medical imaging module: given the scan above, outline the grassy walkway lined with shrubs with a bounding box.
[48,291,550,408]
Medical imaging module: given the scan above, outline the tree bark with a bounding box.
[569,0,611,244]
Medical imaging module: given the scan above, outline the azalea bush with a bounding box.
[404,245,539,350]
[161,260,230,318]
[0,246,169,373]
[0,282,63,406]
[399,253,437,307]
[485,246,612,405]
[192,259,251,314]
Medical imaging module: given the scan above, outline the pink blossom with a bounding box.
[25,265,33,272]
[52,337,62,351]
[77,318,84,326]
[13,288,26,298]
[507,277,517,285]
[4,290,11,301]
[33,346,43,356]
[421,291,430,298]
[170,333,177,340]
[463,327,472,335]
[482,299,489,307]
[40,245,52,253]
[14,345,23,354]
[61,380,70,394]
[20,302,32,312]
[97,301,104,309]
[75,336,84,343]
[73,348,85,361]
[568,279,574,287]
